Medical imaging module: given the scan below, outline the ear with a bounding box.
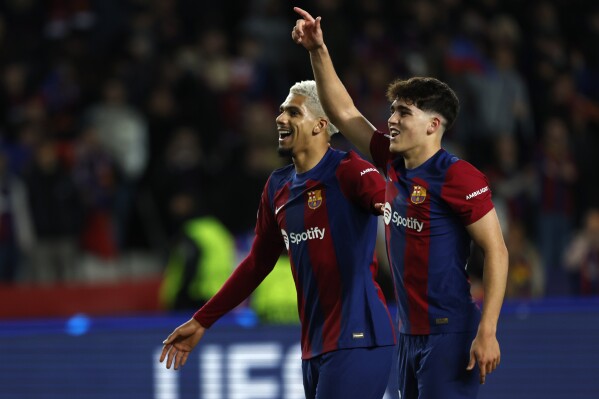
[313,118,328,135]
[427,116,442,134]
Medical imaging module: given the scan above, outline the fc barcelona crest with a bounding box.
[307,190,323,209]
[410,185,427,204]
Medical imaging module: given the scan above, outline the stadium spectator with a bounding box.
[23,139,83,283]
[0,151,33,282]
[505,221,545,299]
[534,116,578,294]
[159,191,235,311]
[563,208,599,296]
[72,126,120,262]
[83,77,149,250]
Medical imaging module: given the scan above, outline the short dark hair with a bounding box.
[386,77,460,129]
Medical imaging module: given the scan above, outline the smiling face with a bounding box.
[276,92,325,157]
[387,98,441,154]
[385,98,447,169]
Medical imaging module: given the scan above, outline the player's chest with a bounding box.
[272,181,337,227]
[383,168,451,228]
[387,168,439,205]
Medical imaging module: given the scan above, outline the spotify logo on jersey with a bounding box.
[383,202,424,232]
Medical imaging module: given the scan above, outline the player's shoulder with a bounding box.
[337,149,379,175]
[438,152,490,195]
[439,150,485,178]
[340,149,377,168]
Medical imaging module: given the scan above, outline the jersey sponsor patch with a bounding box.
[383,202,424,232]
[465,186,489,200]
[281,227,326,250]
[307,190,323,209]
[360,167,378,176]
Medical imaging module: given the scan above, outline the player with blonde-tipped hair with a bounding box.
[161,80,396,399]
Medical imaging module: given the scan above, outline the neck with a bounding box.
[293,145,329,174]
[402,143,442,169]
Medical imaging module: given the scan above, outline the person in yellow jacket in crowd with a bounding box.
[160,190,299,324]
[252,255,299,324]
[160,191,236,310]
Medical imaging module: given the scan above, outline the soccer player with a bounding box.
[160,80,396,399]
[291,8,509,399]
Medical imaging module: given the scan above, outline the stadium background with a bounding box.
[1,1,598,398]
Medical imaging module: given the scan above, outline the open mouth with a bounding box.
[278,129,292,141]
[385,129,400,139]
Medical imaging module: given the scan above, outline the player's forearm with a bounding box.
[309,44,353,118]
[309,45,373,154]
[479,246,508,335]
[193,261,261,327]
[194,236,281,327]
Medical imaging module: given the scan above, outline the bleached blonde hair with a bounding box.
[289,80,339,136]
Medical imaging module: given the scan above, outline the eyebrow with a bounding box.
[391,104,412,114]
[280,104,302,113]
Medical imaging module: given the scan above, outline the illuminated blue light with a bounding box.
[235,308,258,328]
[66,314,91,336]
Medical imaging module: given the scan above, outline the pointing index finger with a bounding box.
[293,7,315,22]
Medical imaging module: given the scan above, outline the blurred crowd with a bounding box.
[0,0,598,302]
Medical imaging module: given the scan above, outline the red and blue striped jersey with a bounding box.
[370,131,494,335]
[194,148,395,359]
[257,148,395,358]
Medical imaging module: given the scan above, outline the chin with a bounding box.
[389,144,404,154]
[277,147,293,157]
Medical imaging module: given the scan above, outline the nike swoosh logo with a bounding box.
[275,204,284,215]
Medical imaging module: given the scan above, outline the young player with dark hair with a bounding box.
[292,8,509,399]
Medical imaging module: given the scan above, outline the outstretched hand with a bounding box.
[292,7,324,51]
[159,318,206,370]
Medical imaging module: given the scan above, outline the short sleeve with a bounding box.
[441,160,494,225]
[336,152,386,213]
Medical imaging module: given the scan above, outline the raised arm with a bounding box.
[292,7,376,156]
[465,208,508,384]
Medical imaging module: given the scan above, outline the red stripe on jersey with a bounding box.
[305,183,342,353]
[404,177,430,334]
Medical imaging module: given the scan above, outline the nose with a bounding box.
[388,110,399,125]
[276,111,286,124]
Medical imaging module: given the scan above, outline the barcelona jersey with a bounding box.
[370,131,494,335]
[195,148,395,359]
